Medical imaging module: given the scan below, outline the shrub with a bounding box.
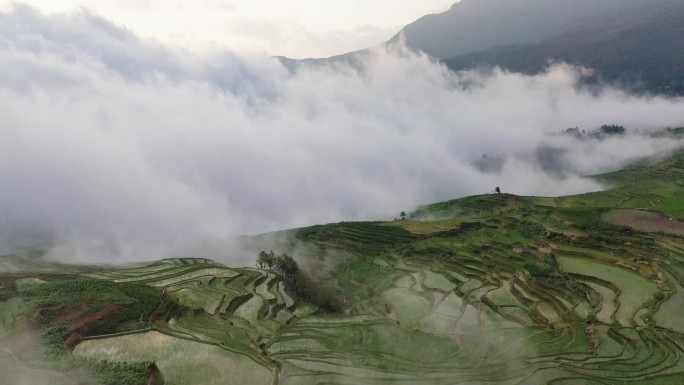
[523,263,555,278]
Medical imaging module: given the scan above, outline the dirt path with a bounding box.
[1,344,20,365]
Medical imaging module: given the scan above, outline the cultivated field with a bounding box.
[606,209,684,235]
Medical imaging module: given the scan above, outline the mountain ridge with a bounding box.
[281,0,684,95]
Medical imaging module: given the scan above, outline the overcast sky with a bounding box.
[0,0,454,57]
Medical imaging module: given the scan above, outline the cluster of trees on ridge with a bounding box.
[257,251,343,313]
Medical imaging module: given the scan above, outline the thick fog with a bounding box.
[1,5,683,263]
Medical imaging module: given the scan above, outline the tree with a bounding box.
[255,251,342,313]
[599,124,626,135]
[256,251,275,270]
[400,211,406,220]
[273,254,298,280]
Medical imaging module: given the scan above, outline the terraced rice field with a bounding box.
[1,151,684,384]
[558,255,660,326]
[654,278,684,333]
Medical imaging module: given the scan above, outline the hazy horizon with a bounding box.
[0,1,455,58]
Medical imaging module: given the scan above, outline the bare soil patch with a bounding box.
[606,209,684,235]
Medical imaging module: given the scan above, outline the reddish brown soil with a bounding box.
[64,332,84,349]
[74,305,124,332]
[147,363,165,385]
[34,302,124,348]
[53,302,124,331]
[606,209,684,235]
[62,305,123,348]
[55,303,89,324]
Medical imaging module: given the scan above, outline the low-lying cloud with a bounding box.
[1,5,683,264]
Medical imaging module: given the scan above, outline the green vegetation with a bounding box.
[20,279,161,346]
[295,221,419,253]
[20,279,160,325]
[556,207,608,228]
[2,151,684,384]
[257,250,343,312]
[82,360,151,385]
[7,279,164,384]
[523,262,555,278]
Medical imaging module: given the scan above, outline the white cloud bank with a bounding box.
[0,5,683,263]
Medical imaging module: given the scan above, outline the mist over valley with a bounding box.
[2,2,684,385]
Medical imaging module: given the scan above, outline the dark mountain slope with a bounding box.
[393,0,666,60]
[281,0,683,95]
[444,1,684,95]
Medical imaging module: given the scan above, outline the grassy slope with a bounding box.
[1,151,684,384]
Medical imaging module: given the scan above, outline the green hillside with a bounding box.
[2,150,684,384]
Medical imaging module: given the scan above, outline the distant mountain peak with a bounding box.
[395,0,667,60]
